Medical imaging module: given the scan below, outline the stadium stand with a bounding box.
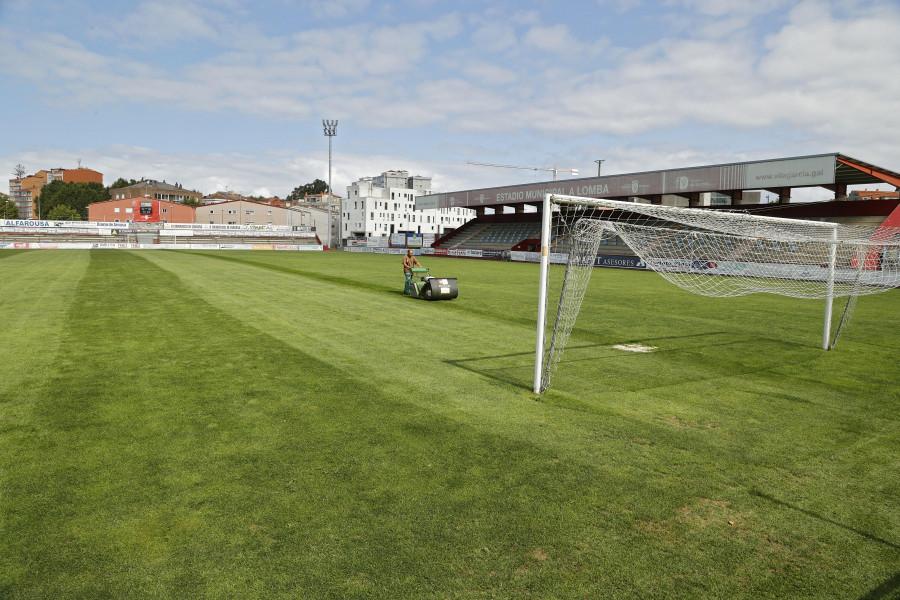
[435,215,542,251]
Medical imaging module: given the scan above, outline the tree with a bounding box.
[286,179,328,203]
[37,180,107,220]
[0,195,17,219]
[181,198,202,207]
[109,177,139,189]
[47,205,81,221]
[13,164,26,179]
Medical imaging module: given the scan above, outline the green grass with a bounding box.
[1,249,898,599]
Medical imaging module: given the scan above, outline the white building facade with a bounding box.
[288,204,337,245]
[343,170,473,242]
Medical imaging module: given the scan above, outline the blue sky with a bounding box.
[2,0,899,200]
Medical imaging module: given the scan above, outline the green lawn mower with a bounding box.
[408,267,458,300]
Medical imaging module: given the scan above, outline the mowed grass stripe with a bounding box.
[2,250,898,599]
[178,249,552,329]
[0,251,689,599]
[0,251,90,396]
[144,250,899,596]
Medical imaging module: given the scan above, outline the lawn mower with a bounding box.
[408,266,458,300]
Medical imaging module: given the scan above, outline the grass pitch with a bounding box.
[1,249,898,599]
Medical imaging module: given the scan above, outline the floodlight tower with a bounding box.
[323,119,338,248]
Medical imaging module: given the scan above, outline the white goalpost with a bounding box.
[534,193,900,394]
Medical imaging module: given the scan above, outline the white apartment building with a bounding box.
[343,170,474,242]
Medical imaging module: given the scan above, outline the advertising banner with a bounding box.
[407,233,423,248]
[0,220,131,229]
[91,243,142,249]
[593,255,648,269]
[0,220,52,227]
[390,233,406,247]
[511,251,568,264]
[187,229,316,238]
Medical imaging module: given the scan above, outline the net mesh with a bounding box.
[540,195,900,391]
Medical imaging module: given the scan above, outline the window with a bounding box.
[114,207,120,213]
[162,208,168,213]
[246,210,254,215]
[125,208,133,213]
[228,210,236,214]
[267,211,272,215]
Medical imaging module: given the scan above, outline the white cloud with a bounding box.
[668,0,791,17]
[104,1,221,44]
[300,0,371,20]
[522,24,574,53]
[461,61,518,85]
[595,0,644,14]
[467,19,518,53]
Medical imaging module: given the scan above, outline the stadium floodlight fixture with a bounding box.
[323,119,338,248]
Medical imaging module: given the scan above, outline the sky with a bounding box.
[1,0,899,201]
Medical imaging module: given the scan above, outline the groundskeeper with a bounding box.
[402,249,422,295]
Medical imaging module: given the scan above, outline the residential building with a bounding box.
[9,167,103,218]
[849,189,899,201]
[343,170,474,242]
[109,179,203,204]
[89,198,195,224]
[298,192,341,208]
[288,204,333,242]
[202,191,247,205]
[197,200,307,228]
[292,192,341,245]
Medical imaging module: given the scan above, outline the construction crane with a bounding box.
[467,161,579,181]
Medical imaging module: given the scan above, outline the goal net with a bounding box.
[535,194,900,393]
